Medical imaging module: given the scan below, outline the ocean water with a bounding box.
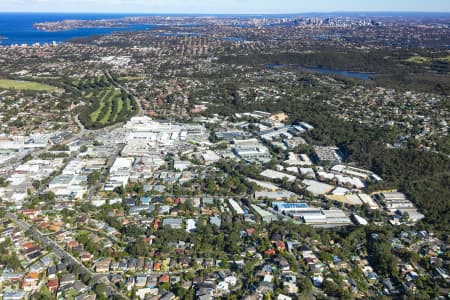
[0,13,154,46]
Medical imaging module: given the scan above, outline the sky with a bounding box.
[0,0,449,14]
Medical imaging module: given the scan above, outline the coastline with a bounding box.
[0,13,154,45]
[33,26,128,33]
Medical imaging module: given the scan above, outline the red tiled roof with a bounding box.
[47,279,59,288]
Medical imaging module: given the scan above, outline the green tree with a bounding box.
[94,283,106,296]
[32,180,41,190]
[0,177,8,187]
[32,286,55,300]
[367,232,398,278]
[127,237,149,257]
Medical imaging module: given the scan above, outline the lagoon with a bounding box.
[305,67,374,80]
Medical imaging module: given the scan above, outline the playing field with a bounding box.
[0,79,56,91]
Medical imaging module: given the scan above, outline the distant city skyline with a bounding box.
[1,0,450,14]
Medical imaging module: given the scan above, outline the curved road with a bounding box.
[104,70,144,117]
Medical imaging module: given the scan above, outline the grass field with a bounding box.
[89,90,108,122]
[0,79,56,91]
[90,89,124,125]
[405,56,430,64]
[406,55,450,64]
[125,97,131,111]
[76,75,136,129]
[437,55,450,63]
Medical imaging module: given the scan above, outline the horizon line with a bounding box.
[1,10,450,15]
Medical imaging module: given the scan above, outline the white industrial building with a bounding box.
[201,150,221,165]
[352,214,369,225]
[313,146,343,164]
[285,153,313,166]
[331,164,383,182]
[246,178,280,191]
[260,169,297,182]
[272,202,351,227]
[317,171,366,189]
[125,117,206,144]
[105,157,134,191]
[228,198,244,215]
[174,160,192,171]
[302,179,335,196]
[254,191,297,200]
[300,168,315,179]
[62,158,105,175]
[110,157,134,174]
[48,175,88,199]
[379,192,424,222]
[232,138,272,163]
[251,204,278,223]
[357,193,379,209]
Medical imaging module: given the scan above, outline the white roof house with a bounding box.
[186,219,197,232]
